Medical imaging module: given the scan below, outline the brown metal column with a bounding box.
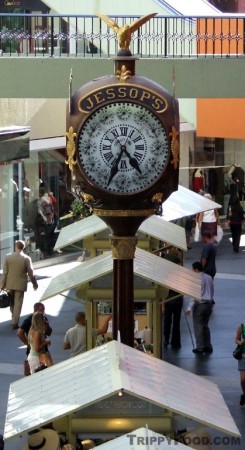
[110,236,138,347]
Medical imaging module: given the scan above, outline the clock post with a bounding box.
[66,14,179,348]
[110,236,137,345]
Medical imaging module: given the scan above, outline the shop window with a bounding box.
[0,148,75,267]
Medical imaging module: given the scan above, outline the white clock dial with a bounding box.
[78,102,169,194]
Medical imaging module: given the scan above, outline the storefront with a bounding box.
[0,134,74,269]
[180,127,245,217]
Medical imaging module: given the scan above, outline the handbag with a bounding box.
[233,323,244,360]
[194,222,200,242]
[0,290,11,308]
[39,351,54,367]
[233,344,243,360]
[24,360,31,376]
[215,225,223,244]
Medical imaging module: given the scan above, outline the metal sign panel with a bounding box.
[54,186,220,251]
[161,0,220,15]
[161,185,221,222]
[40,248,201,301]
[0,126,30,162]
[0,0,50,12]
[54,215,107,250]
[139,215,187,250]
[4,341,240,441]
[41,251,113,301]
[54,214,187,251]
[134,248,201,299]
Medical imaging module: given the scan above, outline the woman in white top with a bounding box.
[197,193,220,237]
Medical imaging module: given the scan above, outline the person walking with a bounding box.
[27,312,51,374]
[36,187,56,258]
[184,215,194,249]
[161,247,183,349]
[0,240,38,329]
[63,312,111,357]
[185,261,214,355]
[163,293,183,349]
[227,196,244,253]
[200,231,217,279]
[235,322,245,405]
[197,193,220,238]
[17,302,52,361]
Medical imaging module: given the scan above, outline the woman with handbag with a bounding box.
[28,312,51,374]
[235,322,245,405]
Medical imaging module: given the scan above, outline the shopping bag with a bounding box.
[215,225,223,244]
[194,223,200,242]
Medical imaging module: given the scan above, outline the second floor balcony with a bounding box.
[0,13,244,58]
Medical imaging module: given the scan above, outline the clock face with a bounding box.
[77,102,169,194]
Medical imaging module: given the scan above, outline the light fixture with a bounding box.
[118,389,124,397]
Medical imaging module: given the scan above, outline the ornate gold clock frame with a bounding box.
[66,14,180,347]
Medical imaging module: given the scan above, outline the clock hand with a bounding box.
[107,147,124,186]
[122,147,142,174]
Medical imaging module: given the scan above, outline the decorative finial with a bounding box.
[96,12,157,56]
[169,126,180,170]
[65,126,77,171]
[116,64,131,81]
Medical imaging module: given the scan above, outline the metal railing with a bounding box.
[0,13,244,58]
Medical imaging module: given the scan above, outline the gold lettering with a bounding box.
[106,88,116,100]
[79,86,167,114]
[118,87,127,98]
[129,88,138,99]
[152,97,162,111]
[140,91,151,102]
[4,0,21,5]
[85,97,95,110]
[94,92,105,105]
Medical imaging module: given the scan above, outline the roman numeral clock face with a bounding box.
[78,102,169,194]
